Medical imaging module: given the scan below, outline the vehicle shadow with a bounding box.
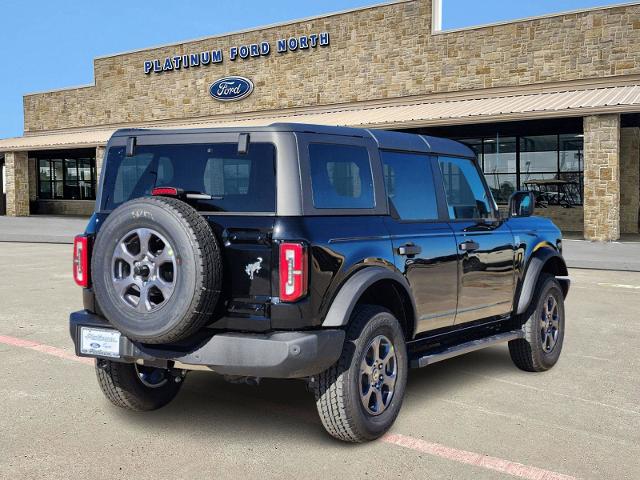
[116,345,517,443]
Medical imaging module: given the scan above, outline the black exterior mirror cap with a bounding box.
[509,191,535,218]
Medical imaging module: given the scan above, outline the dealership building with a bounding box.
[1,0,640,241]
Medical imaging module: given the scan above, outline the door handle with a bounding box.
[459,240,480,252]
[398,244,422,256]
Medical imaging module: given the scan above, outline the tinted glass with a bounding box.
[438,156,493,220]
[381,151,438,220]
[484,173,517,204]
[309,143,374,209]
[520,135,558,173]
[102,143,276,212]
[483,137,516,174]
[559,134,584,172]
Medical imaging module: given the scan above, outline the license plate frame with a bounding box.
[80,327,121,358]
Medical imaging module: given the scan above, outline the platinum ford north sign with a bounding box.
[144,32,330,75]
[209,77,254,102]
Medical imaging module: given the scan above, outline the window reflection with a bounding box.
[37,155,96,201]
[459,133,584,205]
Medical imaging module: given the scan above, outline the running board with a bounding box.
[410,330,524,368]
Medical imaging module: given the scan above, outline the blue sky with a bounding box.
[0,0,625,138]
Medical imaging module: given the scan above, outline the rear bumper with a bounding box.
[69,310,345,379]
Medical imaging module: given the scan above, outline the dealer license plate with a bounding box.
[80,327,121,358]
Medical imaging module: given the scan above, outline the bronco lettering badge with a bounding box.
[210,76,254,102]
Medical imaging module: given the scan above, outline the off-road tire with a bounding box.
[509,273,565,372]
[314,305,408,442]
[92,196,222,344]
[95,360,183,411]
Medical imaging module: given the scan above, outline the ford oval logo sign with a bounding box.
[209,76,254,102]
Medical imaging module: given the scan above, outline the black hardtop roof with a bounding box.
[111,123,474,158]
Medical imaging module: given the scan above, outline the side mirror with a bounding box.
[509,191,535,218]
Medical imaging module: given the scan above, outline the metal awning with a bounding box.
[2,84,640,152]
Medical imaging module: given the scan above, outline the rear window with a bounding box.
[101,143,276,212]
[309,143,374,209]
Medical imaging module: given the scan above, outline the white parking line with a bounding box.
[597,283,640,289]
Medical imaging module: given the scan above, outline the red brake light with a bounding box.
[279,242,308,302]
[73,235,90,287]
[152,187,179,196]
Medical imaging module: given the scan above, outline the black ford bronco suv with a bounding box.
[70,124,569,443]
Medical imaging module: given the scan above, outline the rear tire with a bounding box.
[95,360,183,411]
[314,305,408,442]
[509,274,565,372]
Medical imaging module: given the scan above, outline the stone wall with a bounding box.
[23,0,640,132]
[540,206,584,233]
[5,152,30,216]
[31,200,94,216]
[583,114,620,241]
[96,146,106,184]
[499,205,584,233]
[28,158,37,201]
[620,127,640,233]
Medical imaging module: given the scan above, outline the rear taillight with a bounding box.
[279,242,308,302]
[73,235,90,287]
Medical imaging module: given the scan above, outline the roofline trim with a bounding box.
[23,83,95,97]
[92,0,414,61]
[4,103,640,153]
[433,1,640,35]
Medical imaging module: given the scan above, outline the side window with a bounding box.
[309,143,374,209]
[381,151,439,220]
[438,156,494,220]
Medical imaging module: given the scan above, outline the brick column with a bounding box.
[583,114,621,241]
[28,157,37,201]
[5,151,30,217]
[96,146,106,185]
[620,127,640,234]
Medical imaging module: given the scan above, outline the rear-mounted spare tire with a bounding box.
[92,196,222,344]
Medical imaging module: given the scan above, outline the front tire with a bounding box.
[95,360,183,411]
[314,305,408,442]
[509,274,565,372]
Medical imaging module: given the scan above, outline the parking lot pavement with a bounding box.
[1,243,638,480]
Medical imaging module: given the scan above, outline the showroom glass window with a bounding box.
[458,133,584,205]
[37,152,97,200]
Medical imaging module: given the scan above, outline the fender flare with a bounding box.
[322,267,416,335]
[516,247,569,315]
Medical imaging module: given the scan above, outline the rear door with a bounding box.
[381,150,459,333]
[435,155,516,324]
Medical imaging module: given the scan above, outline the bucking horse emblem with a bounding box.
[245,257,263,280]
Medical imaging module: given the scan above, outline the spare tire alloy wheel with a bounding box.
[92,197,222,344]
[112,228,177,313]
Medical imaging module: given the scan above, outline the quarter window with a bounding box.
[438,156,493,220]
[381,151,438,220]
[309,143,374,209]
